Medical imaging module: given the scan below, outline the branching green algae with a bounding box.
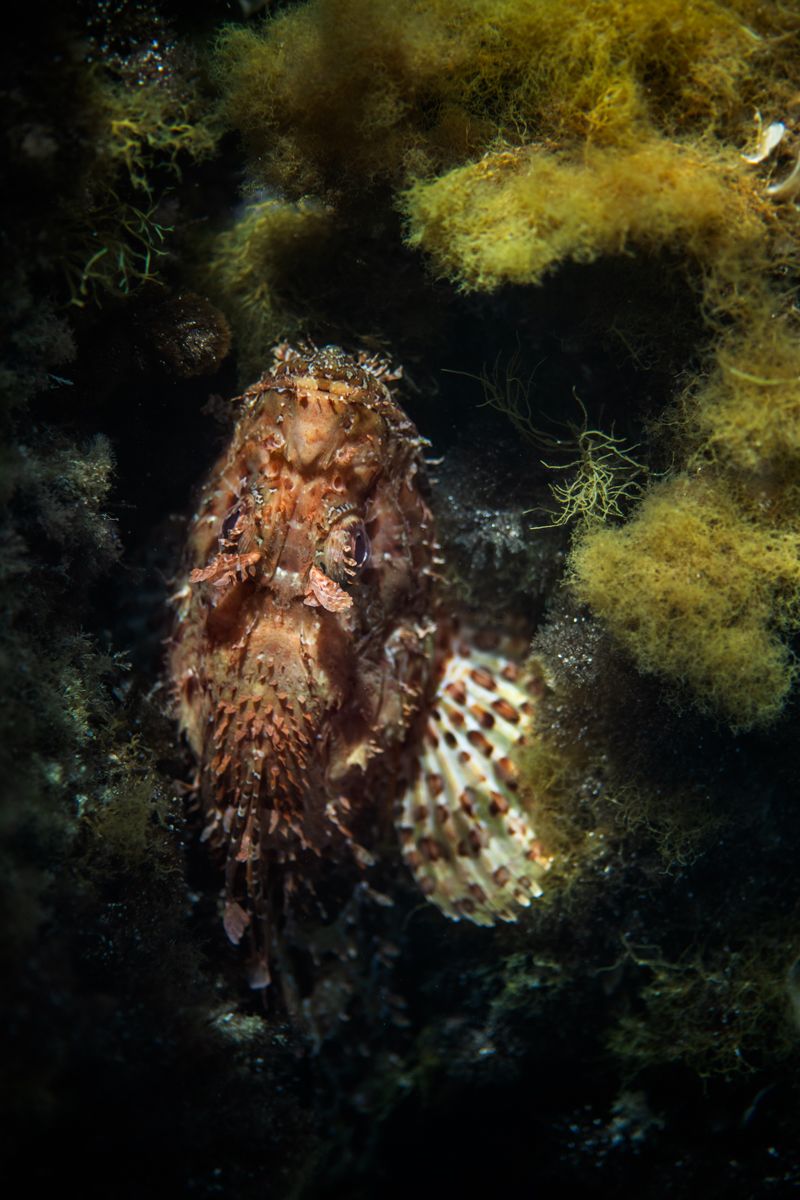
[43,44,220,309]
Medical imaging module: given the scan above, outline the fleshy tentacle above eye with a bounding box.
[304,563,353,612]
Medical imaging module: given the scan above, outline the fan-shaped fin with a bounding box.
[397,638,551,925]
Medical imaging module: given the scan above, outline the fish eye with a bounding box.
[350,523,370,570]
[323,515,370,583]
[221,503,242,543]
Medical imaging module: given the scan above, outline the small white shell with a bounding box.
[741,119,785,164]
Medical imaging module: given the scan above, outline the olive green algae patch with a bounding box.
[60,59,220,309]
[692,324,800,480]
[608,919,800,1079]
[213,0,791,198]
[202,198,333,379]
[565,312,800,731]
[569,475,800,730]
[403,140,763,292]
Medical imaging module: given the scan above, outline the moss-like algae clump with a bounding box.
[568,301,800,730]
[205,0,798,371]
[569,475,800,729]
[213,0,793,197]
[693,324,800,479]
[14,23,221,311]
[403,140,764,293]
[609,925,800,1079]
[202,199,332,379]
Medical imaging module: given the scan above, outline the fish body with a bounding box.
[170,345,549,986]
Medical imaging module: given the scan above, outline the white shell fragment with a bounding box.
[741,119,785,164]
[767,154,800,202]
[396,636,551,925]
[741,115,800,203]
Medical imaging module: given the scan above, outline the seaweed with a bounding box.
[569,474,800,729]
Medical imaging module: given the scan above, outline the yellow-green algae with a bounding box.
[204,0,794,366]
[693,321,800,479]
[568,297,800,731]
[213,0,796,197]
[95,71,218,197]
[570,474,800,730]
[403,140,766,293]
[202,199,332,379]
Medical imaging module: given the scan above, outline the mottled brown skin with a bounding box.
[169,345,437,984]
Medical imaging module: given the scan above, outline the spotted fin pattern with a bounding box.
[397,637,551,925]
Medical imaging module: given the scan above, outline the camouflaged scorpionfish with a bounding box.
[170,344,551,987]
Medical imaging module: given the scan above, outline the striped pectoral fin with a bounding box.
[397,639,551,925]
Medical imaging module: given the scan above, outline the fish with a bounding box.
[169,343,551,990]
